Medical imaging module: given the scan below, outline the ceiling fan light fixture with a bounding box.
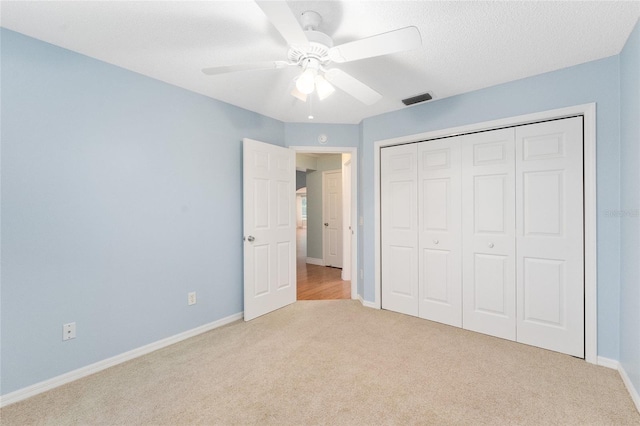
[315,75,335,100]
[296,68,317,94]
[291,87,307,102]
[204,8,424,113]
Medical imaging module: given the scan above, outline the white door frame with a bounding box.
[373,103,597,364]
[291,146,358,300]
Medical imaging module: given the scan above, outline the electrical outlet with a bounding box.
[359,216,364,226]
[360,269,364,280]
[188,292,197,306]
[63,322,76,341]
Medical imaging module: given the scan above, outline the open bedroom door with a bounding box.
[243,138,296,321]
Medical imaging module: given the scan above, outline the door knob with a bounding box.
[488,242,494,248]
[247,236,255,242]
[324,223,329,227]
[433,239,439,244]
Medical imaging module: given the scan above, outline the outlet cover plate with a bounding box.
[188,292,197,305]
[63,322,76,341]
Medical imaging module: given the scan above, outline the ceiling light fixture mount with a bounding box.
[289,12,336,102]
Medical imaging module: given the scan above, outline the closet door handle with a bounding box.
[433,239,439,245]
[247,236,255,242]
[488,242,494,248]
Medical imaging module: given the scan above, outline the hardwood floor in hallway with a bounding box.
[297,228,351,300]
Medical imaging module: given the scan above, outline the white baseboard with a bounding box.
[619,362,640,413]
[357,294,378,309]
[597,356,640,413]
[597,356,620,370]
[306,257,325,266]
[0,312,243,408]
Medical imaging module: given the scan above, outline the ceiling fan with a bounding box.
[202,1,422,106]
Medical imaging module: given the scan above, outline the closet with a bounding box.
[381,117,584,357]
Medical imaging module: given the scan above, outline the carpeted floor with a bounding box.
[1,300,638,425]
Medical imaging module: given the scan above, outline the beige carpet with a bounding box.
[1,300,638,425]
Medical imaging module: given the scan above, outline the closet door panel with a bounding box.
[462,129,516,340]
[474,175,508,233]
[515,117,584,357]
[418,138,462,327]
[472,253,509,316]
[381,144,419,316]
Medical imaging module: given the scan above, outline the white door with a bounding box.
[342,159,352,280]
[418,137,462,327]
[462,128,517,341]
[381,143,419,316]
[323,170,343,268]
[515,117,584,357]
[243,138,296,321]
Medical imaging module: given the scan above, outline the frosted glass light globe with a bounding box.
[296,69,316,94]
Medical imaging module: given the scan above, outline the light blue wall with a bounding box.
[285,122,359,148]
[296,170,306,190]
[2,21,637,398]
[360,56,622,358]
[619,19,640,398]
[0,29,284,395]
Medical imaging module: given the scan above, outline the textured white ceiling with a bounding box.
[1,1,639,124]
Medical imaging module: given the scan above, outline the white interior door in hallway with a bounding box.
[323,170,343,268]
[243,138,296,321]
[342,158,352,281]
[380,116,584,357]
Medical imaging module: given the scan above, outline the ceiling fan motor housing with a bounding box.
[288,29,333,66]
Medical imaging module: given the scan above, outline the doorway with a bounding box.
[292,147,358,300]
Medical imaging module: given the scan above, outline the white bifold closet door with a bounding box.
[381,116,584,357]
[418,138,462,327]
[461,128,517,340]
[381,140,463,326]
[515,117,584,358]
[381,143,419,317]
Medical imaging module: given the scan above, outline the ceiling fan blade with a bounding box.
[328,26,422,63]
[324,69,382,105]
[255,1,309,48]
[202,61,290,75]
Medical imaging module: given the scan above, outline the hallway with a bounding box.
[296,228,351,300]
